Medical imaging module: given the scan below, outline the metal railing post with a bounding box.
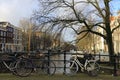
[63,51,66,74]
[47,50,51,74]
[113,54,117,76]
[99,52,100,61]
[118,53,120,68]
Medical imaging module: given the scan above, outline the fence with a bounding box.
[0,50,120,76]
[95,53,120,76]
[46,50,120,76]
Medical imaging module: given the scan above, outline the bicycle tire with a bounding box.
[64,60,78,75]
[0,62,7,73]
[15,58,33,77]
[37,61,56,76]
[9,61,18,76]
[86,62,100,77]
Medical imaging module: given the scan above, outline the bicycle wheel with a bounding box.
[0,62,7,73]
[86,62,100,77]
[15,58,33,77]
[35,60,46,75]
[9,61,18,75]
[64,60,78,75]
[39,61,56,75]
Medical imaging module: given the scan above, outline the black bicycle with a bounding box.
[15,53,56,77]
[0,52,28,76]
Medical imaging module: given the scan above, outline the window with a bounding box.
[1,31,3,36]
[3,32,6,36]
[3,38,6,43]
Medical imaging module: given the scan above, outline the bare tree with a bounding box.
[19,18,30,51]
[33,0,120,62]
[19,18,60,51]
[19,18,37,53]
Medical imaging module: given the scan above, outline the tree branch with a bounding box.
[112,24,120,33]
[76,32,89,43]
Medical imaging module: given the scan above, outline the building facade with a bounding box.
[0,22,22,52]
[13,27,22,52]
[91,13,120,53]
[111,13,120,53]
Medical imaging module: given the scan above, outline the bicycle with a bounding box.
[33,58,56,76]
[0,52,28,76]
[64,54,100,76]
[15,52,56,77]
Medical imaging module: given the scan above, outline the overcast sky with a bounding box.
[0,0,120,26]
[0,0,120,42]
[0,0,38,26]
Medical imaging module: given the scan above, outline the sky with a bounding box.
[0,0,38,26]
[0,0,120,42]
[110,0,120,15]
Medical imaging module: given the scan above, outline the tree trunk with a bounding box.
[104,0,115,63]
[106,33,115,63]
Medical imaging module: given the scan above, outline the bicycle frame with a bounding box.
[72,56,85,70]
[0,55,18,72]
[72,55,98,71]
[0,59,17,73]
[2,61,14,71]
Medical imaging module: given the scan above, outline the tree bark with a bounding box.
[104,0,114,63]
[106,32,114,63]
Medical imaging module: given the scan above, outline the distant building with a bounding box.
[32,31,44,50]
[30,31,63,50]
[13,27,22,52]
[111,13,120,53]
[0,22,22,52]
[93,27,105,52]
